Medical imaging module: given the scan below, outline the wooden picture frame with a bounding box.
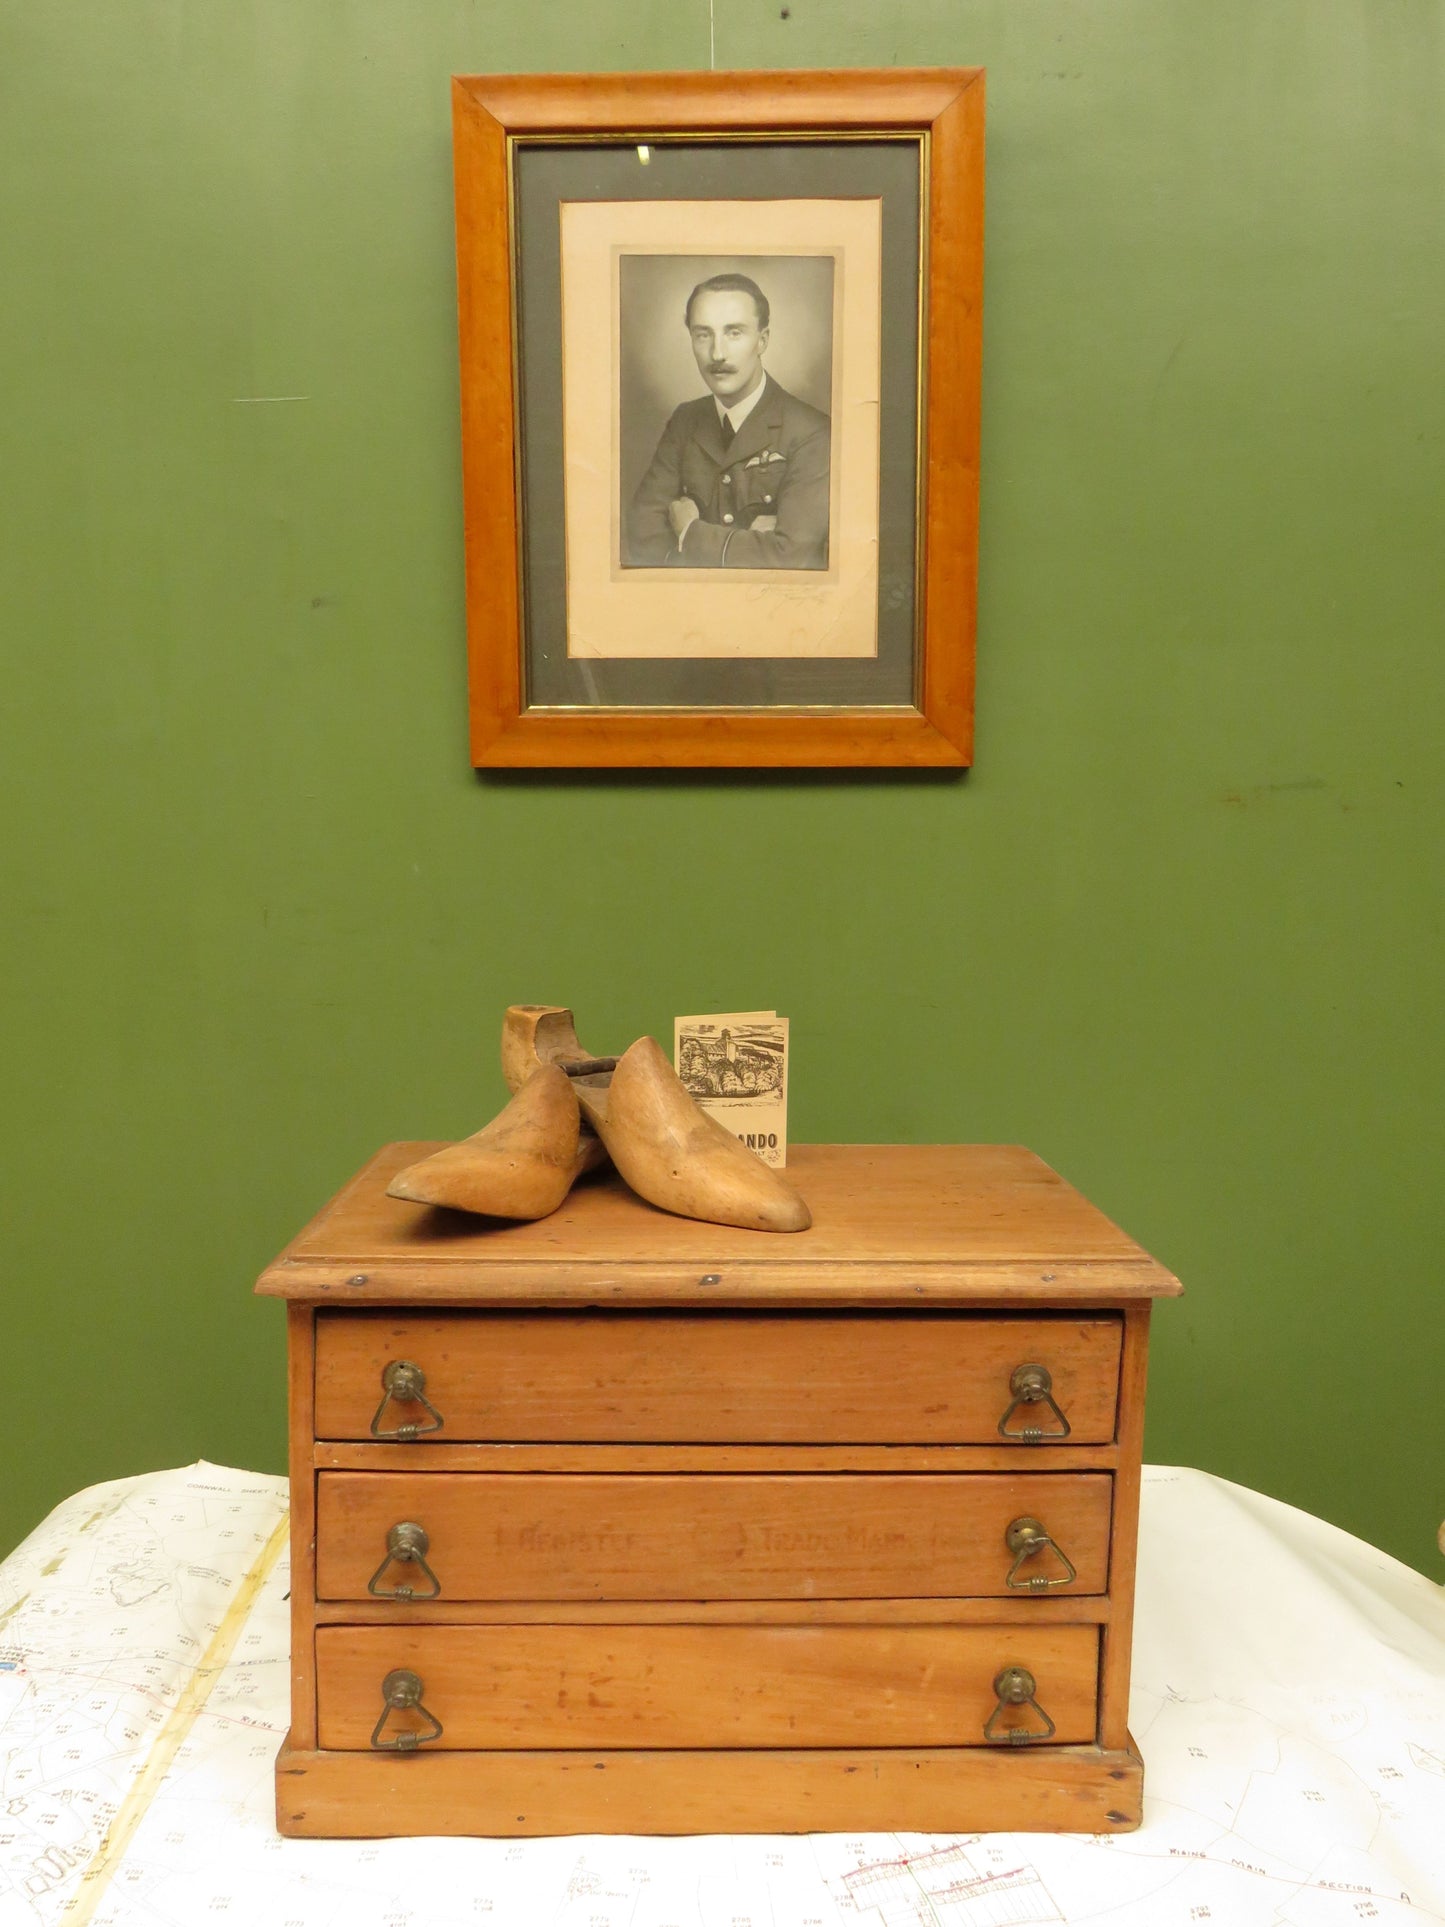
[452,68,984,769]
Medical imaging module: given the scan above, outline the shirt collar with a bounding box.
[715,372,768,434]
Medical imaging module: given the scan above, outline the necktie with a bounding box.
[719,414,735,448]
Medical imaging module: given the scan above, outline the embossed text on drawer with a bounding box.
[316,1471,1112,1600]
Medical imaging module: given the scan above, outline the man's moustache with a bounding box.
[708,364,734,375]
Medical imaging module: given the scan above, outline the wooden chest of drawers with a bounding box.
[256,1142,1180,1837]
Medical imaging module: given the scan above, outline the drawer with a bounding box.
[315,1622,1098,1750]
[316,1471,1111,1601]
[314,1311,1121,1444]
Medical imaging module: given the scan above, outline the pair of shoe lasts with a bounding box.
[388,1034,812,1234]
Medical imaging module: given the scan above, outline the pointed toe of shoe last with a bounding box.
[386,1064,588,1220]
[575,1035,812,1233]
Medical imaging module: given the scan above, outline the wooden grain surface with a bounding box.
[455,69,979,133]
[315,1622,1097,1750]
[315,1470,1111,1601]
[452,78,521,769]
[276,1736,1144,1836]
[286,1306,317,1750]
[313,1309,1121,1443]
[1099,1302,1151,1749]
[471,711,975,772]
[311,1593,1111,1628]
[314,1440,1122,1472]
[257,1143,1182,1301]
[920,65,984,764]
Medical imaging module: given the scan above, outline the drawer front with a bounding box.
[316,1471,1111,1601]
[314,1311,1120,1444]
[316,1622,1098,1750]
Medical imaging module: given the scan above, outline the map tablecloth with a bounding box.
[0,1462,1441,1926]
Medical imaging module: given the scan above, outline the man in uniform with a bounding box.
[626,272,831,570]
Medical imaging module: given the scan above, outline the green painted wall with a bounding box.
[3,2,1441,1573]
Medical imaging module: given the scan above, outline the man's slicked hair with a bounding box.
[684,272,770,333]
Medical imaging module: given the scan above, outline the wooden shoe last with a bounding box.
[502,1004,611,1178]
[386,1065,590,1220]
[502,1004,607,1092]
[574,1036,812,1234]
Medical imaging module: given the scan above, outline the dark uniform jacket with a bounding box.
[626,375,831,569]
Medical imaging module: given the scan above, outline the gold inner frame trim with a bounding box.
[504,130,931,717]
[522,703,920,716]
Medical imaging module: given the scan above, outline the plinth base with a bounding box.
[275,1734,1144,1837]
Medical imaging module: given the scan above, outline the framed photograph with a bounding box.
[451,69,984,768]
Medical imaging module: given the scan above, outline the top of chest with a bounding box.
[256,1143,1181,1308]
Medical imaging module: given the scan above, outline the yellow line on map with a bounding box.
[62,1506,291,1925]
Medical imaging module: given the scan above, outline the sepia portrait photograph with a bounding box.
[619,254,835,573]
[560,197,882,660]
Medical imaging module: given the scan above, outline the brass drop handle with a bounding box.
[984,1666,1056,1745]
[370,1669,444,1750]
[997,1363,1071,1441]
[369,1359,444,1440]
[1004,1515,1078,1590]
[367,1521,441,1600]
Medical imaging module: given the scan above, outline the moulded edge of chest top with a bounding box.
[256,1259,1182,1304]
